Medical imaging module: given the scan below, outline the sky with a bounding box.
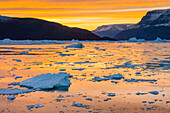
[0,0,170,30]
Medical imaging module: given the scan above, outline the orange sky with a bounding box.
[0,0,170,30]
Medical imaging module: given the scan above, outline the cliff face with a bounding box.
[0,16,102,40]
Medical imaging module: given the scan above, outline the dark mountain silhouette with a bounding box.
[0,16,115,40]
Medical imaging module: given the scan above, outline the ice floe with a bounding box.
[0,88,33,95]
[124,78,157,82]
[27,103,44,110]
[72,103,89,109]
[19,72,72,90]
[93,73,124,82]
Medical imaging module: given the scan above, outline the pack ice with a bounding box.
[20,72,72,90]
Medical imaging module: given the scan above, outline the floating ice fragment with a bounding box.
[108,73,124,80]
[20,51,28,54]
[27,105,34,110]
[60,54,74,56]
[86,98,93,101]
[35,103,44,108]
[8,82,20,86]
[111,81,119,84]
[14,76,22,80]
[12,59,22,62]
[148,91,159,95]
[107,93,116,97]
[148,101,155,104]
[72,103,89,109]
[66,42,84,48]
[0,88,33,95]
[136,92,147,95]
[19,72,71,90]
[124,78,157,82]
[7,96,16,100]
[72,68,85,71]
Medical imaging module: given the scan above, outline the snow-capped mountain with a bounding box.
[92,24,135,38]
[115,8,170,40]
[93,8,170,40]
[138,9,170,27]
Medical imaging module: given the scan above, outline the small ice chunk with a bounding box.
[20,51,28,54]
[7,96,16,100]
[35,103,44,108]
[14,76,22,80]
[148,101,155,104]
[12,59,22,62]
[8,82,20,86]
[86,98,93,101]
[148,91,159,95]
[66,42,84,48]
[27,105,34,110]
[20,72,72,90]
[136,92,147,95]
[111,81,118,84]
[108,73,124,80]
[107,93,116,97]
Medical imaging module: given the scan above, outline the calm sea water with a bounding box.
[0,42,169,113]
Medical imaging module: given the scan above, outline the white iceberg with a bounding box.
[0,88,33,95]
[66,42,84,48]
[19,72,72,90]
[128,37,146,42]
[153,37,167,43]
[128,37,138,42]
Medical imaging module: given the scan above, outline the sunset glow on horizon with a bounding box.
[0,0,170,30]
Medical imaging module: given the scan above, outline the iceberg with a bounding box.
[128,37,146,42]
[66,42,84,48]
[128,37,138,42]
[19,72,72,90]
[153,37,167,43]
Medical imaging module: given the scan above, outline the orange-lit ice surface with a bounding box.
[0,42,169,113]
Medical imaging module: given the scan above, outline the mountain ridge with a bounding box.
[0,15,116,41]
[93,8,170,40]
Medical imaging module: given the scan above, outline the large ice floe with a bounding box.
[20,72,72,90]
[66,42,84,48]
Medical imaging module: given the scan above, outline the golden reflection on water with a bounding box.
[0,42,169,113]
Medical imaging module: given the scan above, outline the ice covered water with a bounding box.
[0,41,169,112]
